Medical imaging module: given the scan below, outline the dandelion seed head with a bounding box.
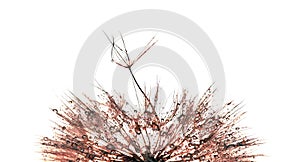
[40,34,262,162]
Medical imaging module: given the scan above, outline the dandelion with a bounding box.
[40,33,262,162]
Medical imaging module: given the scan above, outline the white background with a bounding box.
[0,1,299,161]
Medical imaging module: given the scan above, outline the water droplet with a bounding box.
[106,144,115,150]
[80,147,84,152]
[135,127,141,134]
[192,135,197,140]
[82,135,87,139]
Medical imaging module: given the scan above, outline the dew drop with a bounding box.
[192,135,197,140]
[106,144,115,150]
[82,135,87,140]
[135,127,141,135]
